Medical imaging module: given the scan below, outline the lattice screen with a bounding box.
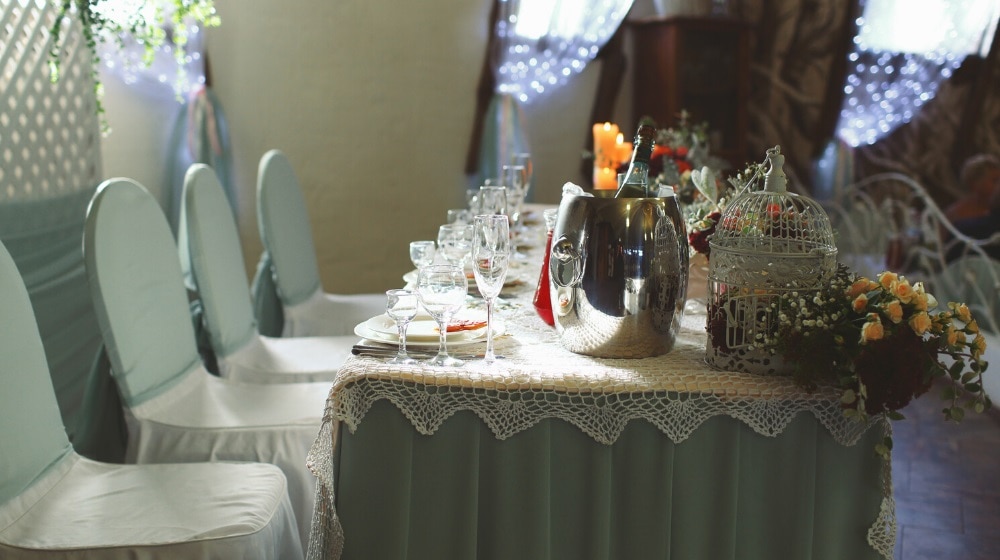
[0,0,101,202]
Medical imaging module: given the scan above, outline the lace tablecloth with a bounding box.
[306,210,895,559]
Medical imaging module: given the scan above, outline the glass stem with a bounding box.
[437,313,451,359]
[396,322,408,359]
[484,296,496,363]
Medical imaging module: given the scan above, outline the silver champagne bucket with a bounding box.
[549,195,689,358]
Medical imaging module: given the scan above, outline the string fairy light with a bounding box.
[494,0,633,103]
[836,0,998,147]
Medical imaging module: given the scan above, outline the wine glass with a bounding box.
[385,289,419,364]
[409,240,436,271]
[512,152,533,197]
[478,185,508,217]
[471,214,510,364]
[437,223,473,268]
[416,264,469,367]
[446,208,469,225]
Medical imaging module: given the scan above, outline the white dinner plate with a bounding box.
[354,313,505,347]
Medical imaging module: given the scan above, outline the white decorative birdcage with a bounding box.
[706,147,838,375]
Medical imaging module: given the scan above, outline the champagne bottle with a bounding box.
[613,124,657,198]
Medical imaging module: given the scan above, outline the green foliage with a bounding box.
[48,1,220,132]
[763,266,991,459]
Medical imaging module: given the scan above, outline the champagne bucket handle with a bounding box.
[550,236,583,288]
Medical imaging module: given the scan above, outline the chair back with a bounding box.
[257,149,322,306]
[182,164,256,357]
[83,179,202,408]
[0,239,73,506]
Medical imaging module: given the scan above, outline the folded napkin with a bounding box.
[562,182,593,198]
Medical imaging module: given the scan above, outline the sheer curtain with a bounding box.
[97,0,231,233]
[473,0,634,186]
[836,0,999,147]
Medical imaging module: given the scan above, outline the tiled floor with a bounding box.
[891,379,1000,559]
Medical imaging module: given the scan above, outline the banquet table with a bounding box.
[305,207,896,560]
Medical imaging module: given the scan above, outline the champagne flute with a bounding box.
[478,185,508,217]
[512,152,533,198]
[385,289,419,364]
[472,214,510,364]
[437,223,473,268]
[501,164,528,259]
[416,264,469,366]
[409,240,436,271]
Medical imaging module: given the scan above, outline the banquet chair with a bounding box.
[256,149,385,337]
[181,163,357,383]
[0,237,302,559]
[83,177,331,546]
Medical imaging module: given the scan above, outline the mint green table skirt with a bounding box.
[334,398,885,559]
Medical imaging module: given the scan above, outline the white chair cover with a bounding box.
[283,289,388,339]
[257,149,385,337]
[0,237,302,559]
[83,178,331,545]
[182,164,353,383]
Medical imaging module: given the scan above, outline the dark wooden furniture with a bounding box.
[628,16,750,169]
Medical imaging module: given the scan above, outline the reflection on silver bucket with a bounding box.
[549,195,689,358]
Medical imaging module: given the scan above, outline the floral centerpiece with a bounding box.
[639,111,735,259]
[762,265,992,457]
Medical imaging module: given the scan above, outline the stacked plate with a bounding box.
[354,311,504,348]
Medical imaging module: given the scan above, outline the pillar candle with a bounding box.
[617,134,633,166]
[592,122,619,169]
[593,166,618,191]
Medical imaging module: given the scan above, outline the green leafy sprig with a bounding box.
[48,1,220,131]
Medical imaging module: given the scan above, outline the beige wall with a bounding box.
[100,0,650,294]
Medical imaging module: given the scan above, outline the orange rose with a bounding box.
[883,300,903,323]
[908,311,932,335]
[946,326,959,347]
[852,293,869,313]
[878,271,898,290]
[953,303,972,323]
[892,279,915,304]
[847,278,871,299]
[973,334,987,359]
[860,314,884,343]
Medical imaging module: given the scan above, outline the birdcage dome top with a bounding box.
[710,147,836,257]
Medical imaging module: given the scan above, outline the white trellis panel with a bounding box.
[0,0,101,201]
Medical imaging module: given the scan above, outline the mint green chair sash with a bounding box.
[83,179,202,408]
[256,150,322,307]
[0,238,74,506]
[181,164,257,358]
[251,251,284,337]
[0,189,114,461]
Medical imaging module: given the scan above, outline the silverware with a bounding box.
[351,344,503,361]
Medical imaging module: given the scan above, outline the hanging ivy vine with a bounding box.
[48,0,221,130]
